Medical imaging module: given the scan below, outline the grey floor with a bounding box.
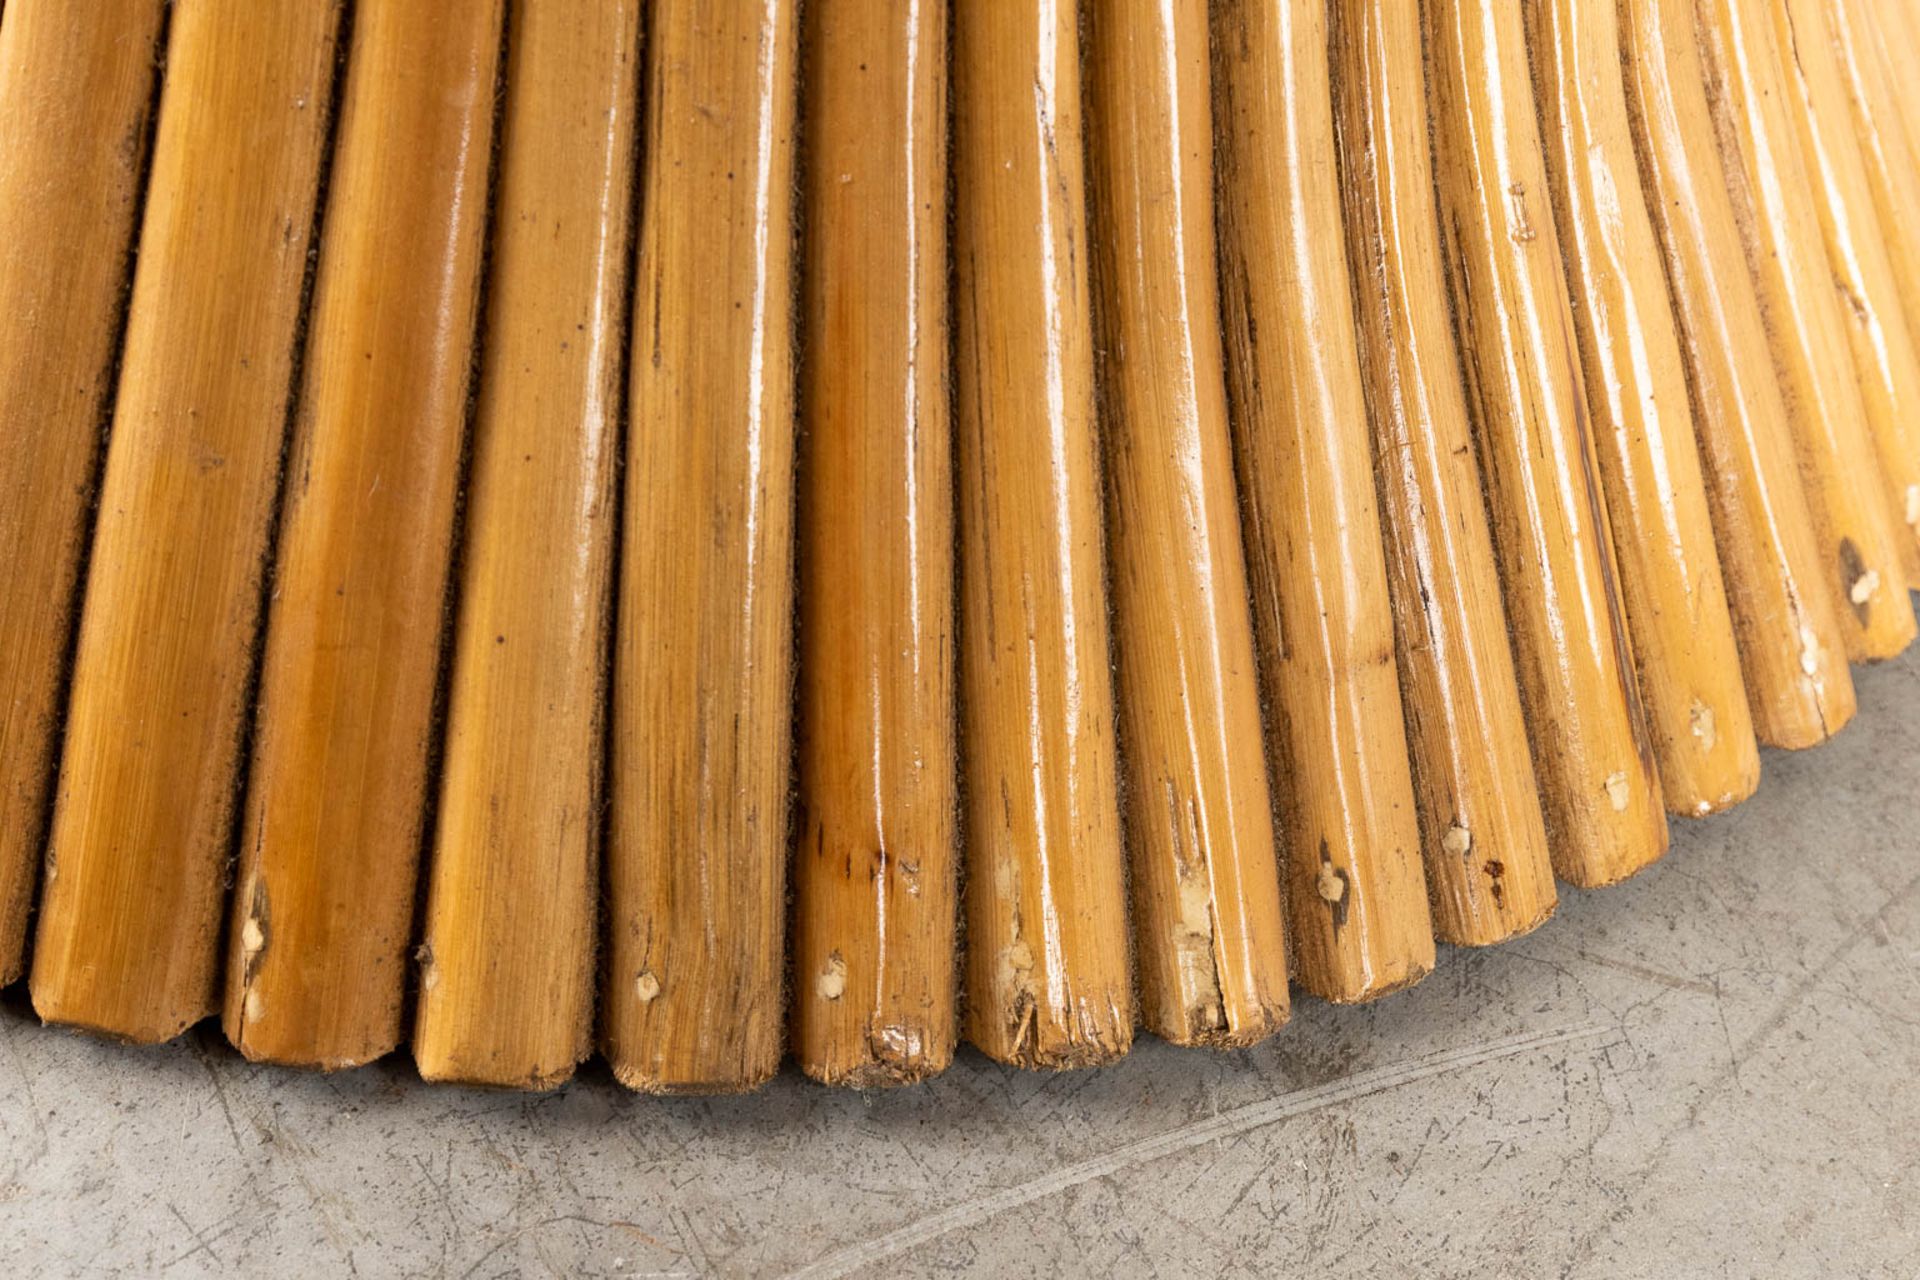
[3,650,1917,1279]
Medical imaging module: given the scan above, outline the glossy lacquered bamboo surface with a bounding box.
[1425,0,1669,888]
[1693,0,1916,660]
[412,0,640,1089]
[605,0,800,1095]
[952,0,1133,1066]
[29,0,344,1042]
[788,0,954,1088]
[1085,0,1289,1045]
[1619,0,1857,750]
[1830,0,1920,570]
[0,0,167,982]
[222,0,504,1069]
[1328,0,1557,946]
[1213,0,1434,1001]
[1772,0,1920,582]
[1526,0,1760,817]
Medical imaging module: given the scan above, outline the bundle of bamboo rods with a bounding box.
[0,0,1915,1092]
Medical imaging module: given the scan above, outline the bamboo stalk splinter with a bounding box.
[1213,0,1435,999]
[1424,0,1670,887]
[603,0,802,1094]
[1084,0,1291,1044]
[412,0,641,1089]
[1329,0,1558,946]
[30,0,347,1042]
[952,0,1133,1065]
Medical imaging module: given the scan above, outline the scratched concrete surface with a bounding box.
[2,651,1918,1278]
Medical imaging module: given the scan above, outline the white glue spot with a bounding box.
[816,953,848,1002]
[1442,824,1472,858]
[635,971,661,1004]
[1689,701,1717,752]
[240,916,265,958]
[243,990,265,1023]
[1851,569,1881,606]
[1316,862,1346,903]
[1799,625,1822,677]
[1604,771,1631,811]
[1906,484,1920,526]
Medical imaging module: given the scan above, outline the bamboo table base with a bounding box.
[0,0,1914,1092]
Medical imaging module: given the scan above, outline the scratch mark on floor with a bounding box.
[782,1023,1621,1280]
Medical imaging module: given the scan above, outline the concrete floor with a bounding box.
[2,651,1917,1278]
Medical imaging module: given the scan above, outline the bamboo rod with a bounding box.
[1423,0,1670,887]
[411,0,640,1089]
[1525,0,1760,817]
[786,0,954,1089]
[29,0,344,1042]
[1213,0,1435,1000]
[952,0,1133,1066]
[1692,0,1916,659]
[1618,0,1858,750]
[603,0,800,1095]
[1327,0,1557,946]
[1772,0,1920,582]
[0,0,168,982]
[1084,0,1289,1045]
[1831,0,1920,495]
[220,0,504,1070]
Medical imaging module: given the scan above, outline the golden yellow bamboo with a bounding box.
[1618,0,1858,749]
[1327,0,1557,945]
[411,0,640,1089]
[1832,0,1920,479]
[1693,0,1916,658]
[1771,0,1920,581]
[789,0,954,1088]
[952,0,1133,1065]
[1213,0,1435,999]
[1525,0,1760,817]
[29,0,344,1042]
[603,0,800,1095]
[1424,0,1669,887]
[1084,0,1289,1044]
[0,0,168,982]
[221,0,504,1070]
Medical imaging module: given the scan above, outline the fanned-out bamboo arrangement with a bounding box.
[1,0,1917,1092]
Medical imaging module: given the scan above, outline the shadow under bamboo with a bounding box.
[1526,0,1761,817]
[603,0,800,1095]
[1424,0,1670,887]
[0,0,169,983]
[952,0,1133,1066]
[1212,0,1434,1000]
[221,0,504,1070]
[1618,0,1857,749]
[1328,0,1557,946]
[1084,0,1289,1045]
[1693,0,1916,659]
[1771,0,1920,583]
[29,0,345,1042]
[411,0,640,1089]
[787,0,955,1090]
